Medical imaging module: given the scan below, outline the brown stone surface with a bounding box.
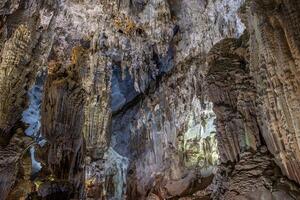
[245,0,300,184]
[211,148,300,200]
[0,1,56,198]
[0,25,32,143]
[206,33,261,163]
[41,61,86,198]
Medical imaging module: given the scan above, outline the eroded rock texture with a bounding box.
[0,25,32,144]
[40,62,86,199]
[211,148,300,200]
[245,0,300,185]
[0,1,56,199]
[206,33,261,163]
[205,32,299,200]
[0,0,300,200]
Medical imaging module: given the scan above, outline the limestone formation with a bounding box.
[0,129,33,199]
[0,0,299,200]
[211,148,300,200]
[0,1,56,199]
[245,0,300,185]
[0,25,32,145]
[40,61,86,199]
[206,33,261,163]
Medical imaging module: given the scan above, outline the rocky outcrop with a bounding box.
[174,148,300,200]
[40,61,86,199]
[212,148,300,200]
[205,2,300,194]
[206,33,261,163]
[0,128,33,199]
[123,67,218,199]
[243,0,300,185]
[0,25,32,145]
[0,1,56,199]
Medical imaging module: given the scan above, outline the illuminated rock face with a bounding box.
[0,0,300,200]
[182,102,218,170]
[86,147,129,199]
[22,76,44,174]
[206,34,261,163]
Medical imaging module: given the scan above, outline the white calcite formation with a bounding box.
[22,84,43,138]
[86,147,129,200]
[22,82,44,174]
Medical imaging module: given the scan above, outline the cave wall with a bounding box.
[0,1,57,199]
[205,31,300,199]
[0,0,299,200]
[245,0,300,184]
[203,0,300,198]
[206,33,261,163]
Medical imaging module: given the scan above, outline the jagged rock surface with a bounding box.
[206,33,261,163]
[0,25,32,144]
[0,0,300,200]
[244,0,300,185]
[211,148,300,200]
[40,62,86,199]
[0,1,56,199]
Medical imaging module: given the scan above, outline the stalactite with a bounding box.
[40,61,87,199]
[246,0,300,184]
[0,25,31,144]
